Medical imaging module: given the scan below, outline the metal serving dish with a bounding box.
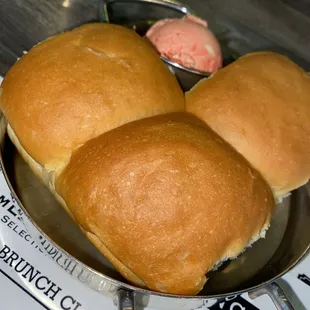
[0,0,310,309]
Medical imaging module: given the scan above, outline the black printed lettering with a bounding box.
[7,204,17,216]
[18,229,26,238]
[14,257,28,273]
[0,245,11,259]
[0,195,10,207]
[298,274,310,287]
[0,243,78,305]
[25,233,32,241]
[22,264,41,283]
[73,301,82,310]
[3,250,19,267]
[44,282,62,301]
[7,220,15,228]
[13,224,20,233]
[1,214,9,223]
[60,295,83,310]
[35,276,50,290]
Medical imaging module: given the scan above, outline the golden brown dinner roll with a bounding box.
[0,23,184,172]
[186,51,310,197]
[56,112,274,295]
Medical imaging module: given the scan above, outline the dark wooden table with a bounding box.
[1,0,310,76]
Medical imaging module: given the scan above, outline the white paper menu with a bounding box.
[0,77,309,310]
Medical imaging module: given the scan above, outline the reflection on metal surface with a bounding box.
[62,0,71,8]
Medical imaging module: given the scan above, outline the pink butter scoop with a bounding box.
[145,15,222,73]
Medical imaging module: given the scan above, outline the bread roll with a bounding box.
[55,112,274,295]
[186,52,310,197]
[0,23,184,173]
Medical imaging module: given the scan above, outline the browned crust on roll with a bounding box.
[0,23,184,172]
[186,51,310,197]
[56,112,274,295]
